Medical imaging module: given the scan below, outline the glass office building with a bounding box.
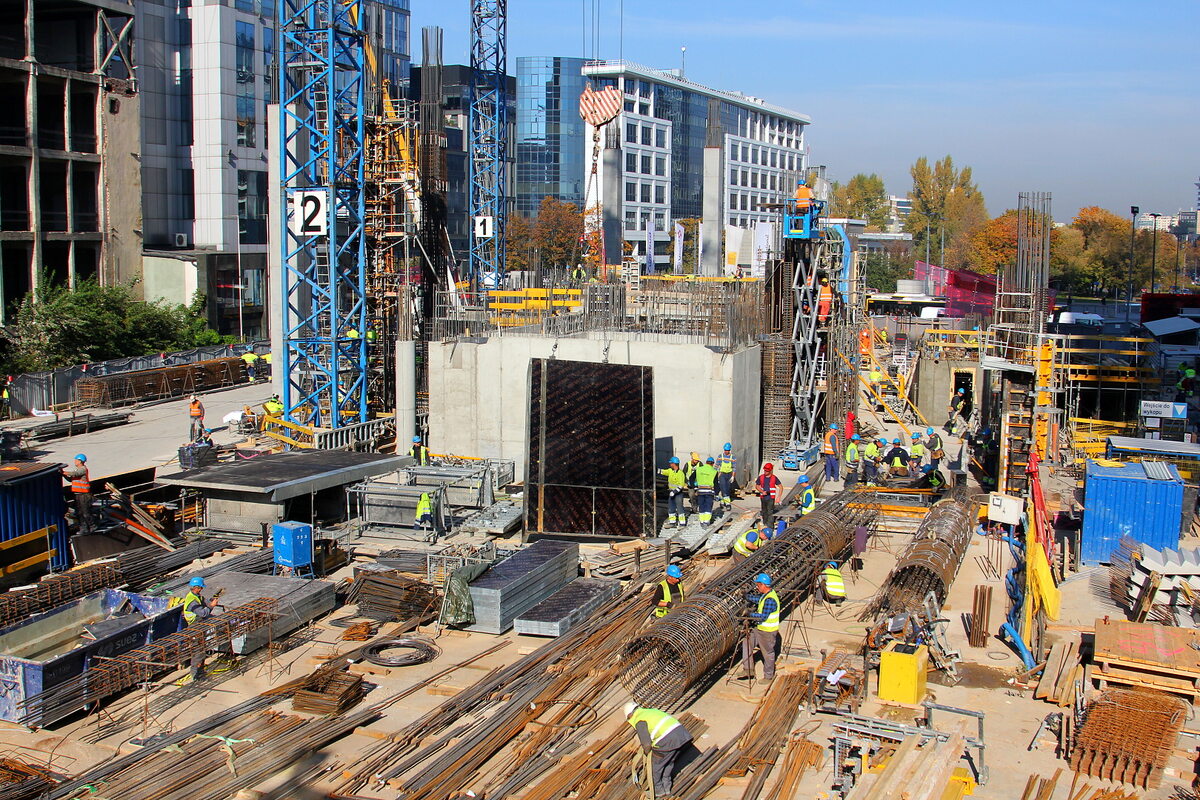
[515,57,587,216]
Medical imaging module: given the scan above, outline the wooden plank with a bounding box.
[1036,643,1066,700]
[908,733,966,800]
[1049,643,1078,702]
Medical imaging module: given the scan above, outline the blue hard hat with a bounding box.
[911,432,921,440]
[799,476,810,484]
[189,577,205,588]
[755,573,772,586]
[829,423,838,430]
[723,442,732,450]
[851,434,860,440]
[926,427,935,435]
[666,564,683,579]
[893,438,901,444]
[706,456,714,463]
[827,561,837,569]
[74,454,87,463]
[923,465,934,473]
[746,530,758,543]
[760,527,775,541]
[669,456,680,465]
[957,388,965,393]
[412,435,421,443]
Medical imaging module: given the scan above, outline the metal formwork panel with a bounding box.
[524,360,655,538]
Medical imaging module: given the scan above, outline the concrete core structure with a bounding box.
[428,334,761,486]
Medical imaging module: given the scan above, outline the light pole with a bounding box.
[1127,206,1138,324]
[1149,213,1162,294]
[1175,232,1183,291]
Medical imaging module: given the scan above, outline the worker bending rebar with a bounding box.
[740,572,781,682]
[624,702,692,798]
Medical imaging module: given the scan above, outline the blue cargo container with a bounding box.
[1081,460,1184,565]
[0,589,181,724]
[0,462,68,571]
[273,521,313,569]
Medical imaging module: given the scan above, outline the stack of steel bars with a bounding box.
[860,488,976,620]
[355,570,439,621]
[1070,689,1186,790]
[619,490,878,708]
[0,758,61,800]
[75,357,245,408]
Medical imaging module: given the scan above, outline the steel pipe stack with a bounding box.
[861,488,976,619]
[618,491,877,707]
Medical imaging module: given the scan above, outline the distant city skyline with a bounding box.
[411,0,1199,221]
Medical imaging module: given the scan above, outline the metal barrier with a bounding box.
[314,417,395,450]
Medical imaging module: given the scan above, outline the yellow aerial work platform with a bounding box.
[877,641,928,704]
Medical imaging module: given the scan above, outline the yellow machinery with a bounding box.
[877,641,928,704]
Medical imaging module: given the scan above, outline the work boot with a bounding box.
[735,674,754,682]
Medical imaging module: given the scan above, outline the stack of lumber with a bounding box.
[844,726,969,800]
[1093,618,1200,700]
[103,482,175,550]
[1035,640,1084,705]
[580,538,681,579]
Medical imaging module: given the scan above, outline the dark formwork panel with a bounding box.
[525,359,654,538]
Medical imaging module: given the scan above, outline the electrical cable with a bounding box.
[360,637,441,667]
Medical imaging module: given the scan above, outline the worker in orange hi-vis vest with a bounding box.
[818,278,833,322]
[858,327,872,357]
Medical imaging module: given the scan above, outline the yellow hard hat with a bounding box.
[690,452,700,460]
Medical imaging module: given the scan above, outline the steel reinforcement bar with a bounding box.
[618,491,878,707]
[860,488,976,620]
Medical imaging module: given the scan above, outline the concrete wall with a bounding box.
[428,335,762,485]
[101,85,143,293]
[143,254,201,306]
[912,356,980,426]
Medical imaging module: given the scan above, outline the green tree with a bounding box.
[904,156,988,267]
[2,280,228,374]
[829,173,889,230]
[861,247,914,293]
[533,197,584,268]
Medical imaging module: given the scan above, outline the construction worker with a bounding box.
[916,464,947,493]
[695,456,718,524]
[410,435,430,466]
[570,264,586,283]
[863,437,880,463]
[817,277,833,322]
[868,367,884,398]
[683,452,702,512]
[885,438,910,478]
[263,394,284,416]
[1,381,9,420]
[716,443,736,509]
[181,576,220,681]
[261,352,272,377]
[925,427,945,471]
[858,327,872,359]
[798,475,816,516]
[793,178,814,211]
[947,388,966,434]
[347,328,360,340]
[732,526,773,562]
[822,561,846,604]
[660,457,688,526]
[908,432,926,472]
[655,564,685,618]
[844,434,861,487]
[740,573,781,682]
[188,395,205,441]
[862,449,879,487]
[61,454,94,536]
[755,463,782,532]
[240,350,260,381]
[823,423,840,481]
[415,492,433,531]
[623,702,692,798]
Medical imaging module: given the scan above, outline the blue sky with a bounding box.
[412,1,1199,221]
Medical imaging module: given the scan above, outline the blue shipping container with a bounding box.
[273,521,313,568]
[0,462,68,570]
[1081,460,1184,565]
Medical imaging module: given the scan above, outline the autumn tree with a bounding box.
[505,212,535,273]
[534,197,584,268]
[964,209,1019,275]
[904,156,988,268]
[828,173,889,230]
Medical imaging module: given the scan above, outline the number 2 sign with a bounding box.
[291,190,329,237]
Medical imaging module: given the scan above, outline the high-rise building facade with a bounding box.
[514,56,587,216]
[582,60,809,272]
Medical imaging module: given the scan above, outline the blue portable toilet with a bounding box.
[1081,460,1185,565]
[272,521,313,574]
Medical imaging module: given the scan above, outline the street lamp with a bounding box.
[1127,205,1138,324]
[1149,213,1162,294]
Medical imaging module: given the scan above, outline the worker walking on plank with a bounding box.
[822,561,846,605]
[732,525,773,563]
[739,573,781,682]
[716,443,736,509]
[660,457,687,527]
[683,452,702,513]
[754,463,781,531]
[694,457,718,524]
[188,395,205,441]
[822,423,840,481]
[410,435,430,466]
[947,388,966,434]
[844,434,861,487]
[181,576,220,682]
[624,702,692,797]
[655,565,685,618]
[61,454,94,536]
[925,427,944,471]
[798,476,816,516]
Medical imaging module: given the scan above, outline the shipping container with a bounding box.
[0,462,68,573]
[1081,460,1185,565]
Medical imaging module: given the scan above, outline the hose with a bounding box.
[360,637,441,667]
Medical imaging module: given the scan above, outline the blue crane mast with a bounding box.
[277,0,369,428]
[467,1,508,289]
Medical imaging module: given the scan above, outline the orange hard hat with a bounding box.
[763,463,774,471]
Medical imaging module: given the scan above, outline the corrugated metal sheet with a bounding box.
[0,463,68,570]
[1081,460,1184,565]
[1142,460,1175,480]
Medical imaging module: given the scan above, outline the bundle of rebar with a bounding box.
[292,670,364,715]
[0,758,60,800]
[1070,689,1187,789]
[968,584,993,647]
[618,491,877,708]
[356,571,439,621]
[723,670,814,800]
[19,597,277,727]
[0,539,231,628]
[75,357,245,408]
[860,489,976,620]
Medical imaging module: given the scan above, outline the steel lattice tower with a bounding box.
[278,0,368,428]
[468,0,508,287]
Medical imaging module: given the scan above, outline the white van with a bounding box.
[918,307,947,320]
[1056,312,1103,327]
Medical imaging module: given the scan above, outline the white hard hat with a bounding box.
[623,701,638,717]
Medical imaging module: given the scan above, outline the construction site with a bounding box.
[1,3,1199,800]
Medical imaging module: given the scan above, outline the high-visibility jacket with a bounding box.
[800,486,816,515]
[69,467,90,494]
[733,529,762,557]
[660,467,687,490]
[628,708,682,745]
[189,400,204,418]
[415,492,432,519]
[347,329,360,339]
[819,283,833,306]
[570,267,586,282]
[910,443,926,460]
[182,591,207,624]
[823,430,838,456]
[655,579,685,618]
[756,590,781,632]
[845,443,860,466]
[823,567,845,598]
[927,470,946,488]
[886,447,909,468]
[858,328,871,355]
[864,442,880,460]
[717,454,735,474]
[262,353,272,363]
[683,460,701,487]
[793,184,814,209]
[926,434,943,453]
[869,370,883,385]
[757,473,781,501]
[264,399,284,415]
[694,464,717,490]
[410,444,429,465]
[240,352,258,364]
